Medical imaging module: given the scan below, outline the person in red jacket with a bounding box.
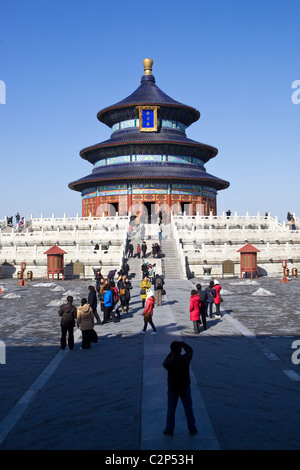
[141,290,157,334]
[189,289,201,334]
[213,280,222,318]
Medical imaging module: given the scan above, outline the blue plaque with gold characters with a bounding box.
[137,105,159,132]
[142,109,154,128]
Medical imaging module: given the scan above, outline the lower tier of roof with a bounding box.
[69,162,230,193]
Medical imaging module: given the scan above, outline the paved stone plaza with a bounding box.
[0,273,300,450]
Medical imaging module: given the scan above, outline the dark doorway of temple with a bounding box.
[181,202,192,215]
[143,202,155,223]
[110,202,118,215]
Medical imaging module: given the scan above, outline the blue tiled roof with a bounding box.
[97,75,200,128]
[80,128,217,164]
[69,162,229,192]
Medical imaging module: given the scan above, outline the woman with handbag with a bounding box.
[141,290,157,334]
[77,298,95,349]
[213,280,222,318]
[140,276,151,308]
[123,277,132,314]
[117,275,132,314]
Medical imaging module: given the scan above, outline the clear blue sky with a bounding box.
[1,0,299,223]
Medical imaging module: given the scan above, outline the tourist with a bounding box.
[108,269,116,282]
[152,242,161,258]
[141,290,157,334]
[98,278,108,316]
[110,281,120,317]
[88,285,101,325]
[103,284,117,323]
[136,244,141,258]
[117,274,126,313]
[120,276,132,314]
[147,263,154,282]
[162,341,197,436]
[122,261,130,278]
[226,209,231,218]
[129,223,133,237]
[158,223,162,241]
[142,241,147,258]
[58,295,77,350]
[213,280,222,317]
[18,217,24,232]
[205,280,216,318]
[291,217,296,230]
[196,284,207,330]
[95,268,103,292]
[141,261,148,278]
[189,289,201,334]
[140,276,151,308]
[156,243,162,258]
[76,298,95,350]
[15,212,20,226]
[127,241,134,258]
[153,273,164,306]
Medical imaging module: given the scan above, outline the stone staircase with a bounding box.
[124,223,183,280]
[160,238,182,279]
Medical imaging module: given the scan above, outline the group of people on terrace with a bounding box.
[5,212,25,231]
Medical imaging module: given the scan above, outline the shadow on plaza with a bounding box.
[2,316,300,450]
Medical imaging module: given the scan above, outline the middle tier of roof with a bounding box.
[80,127,218,164]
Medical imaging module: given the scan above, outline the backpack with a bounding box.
[155,277,163,289]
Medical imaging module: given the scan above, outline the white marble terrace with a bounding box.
[172,211,300,278]
[0,212,299,279]
[0,214,129,279]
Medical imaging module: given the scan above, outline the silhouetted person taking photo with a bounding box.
[162,341,197,436]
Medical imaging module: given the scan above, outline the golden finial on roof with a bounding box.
[143,58,153,75]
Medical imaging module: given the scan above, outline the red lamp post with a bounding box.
[18,262,27,286]
[280,259,290,283]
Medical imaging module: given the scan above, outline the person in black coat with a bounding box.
[58,295,77,350]
[162,341,197,436]
[127,242,134,258]
[196,283,207,330]
[141,241,147,258]
[88,285,101,325]
[205,280,216,318]
[122,261,130,278]
[117,275,132,314]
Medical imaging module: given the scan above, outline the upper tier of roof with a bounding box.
[97,59,200,128]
